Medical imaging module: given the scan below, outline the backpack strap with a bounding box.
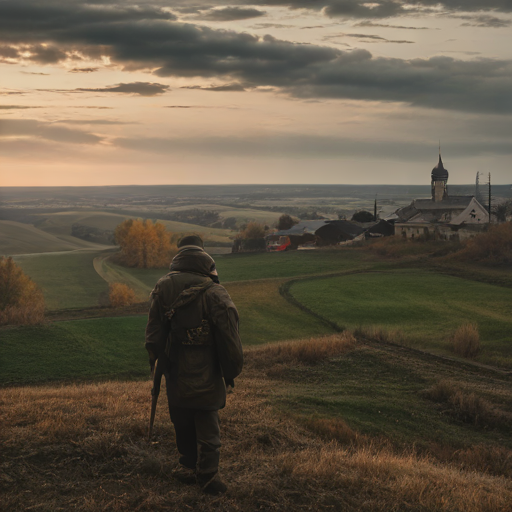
[165,280,215,321]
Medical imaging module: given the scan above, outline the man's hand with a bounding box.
[148,349,157,373]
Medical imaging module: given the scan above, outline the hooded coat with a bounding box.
[145,246,243,410]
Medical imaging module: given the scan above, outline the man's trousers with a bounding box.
[168,406,221,476]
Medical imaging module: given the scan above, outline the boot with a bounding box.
[198,472,227,495]
[171,463,196,485]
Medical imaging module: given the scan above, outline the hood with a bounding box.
[170,245,219,283]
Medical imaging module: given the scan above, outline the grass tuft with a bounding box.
[423,380,511,429]
[450,322,480,358]
[246,332,357,367]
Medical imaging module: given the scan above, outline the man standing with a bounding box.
[145,235,243,495]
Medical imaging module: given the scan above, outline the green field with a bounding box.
[0,279,333,385]
[14,250,109,310]
[0,317,148,385]
[290,270,512,368]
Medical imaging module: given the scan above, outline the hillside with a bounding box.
[0,220,111,255]
[1,336,511,511]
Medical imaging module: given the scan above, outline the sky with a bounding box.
[1,0,511,186]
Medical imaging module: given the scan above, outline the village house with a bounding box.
[393,154,489,241]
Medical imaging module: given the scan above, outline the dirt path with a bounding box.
[93,253,151,300]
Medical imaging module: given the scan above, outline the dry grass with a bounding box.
[450,322,481,359]
[423,380,511,430]
[2,369,512,511]
[246,332,357,368]
[354,325,408,345]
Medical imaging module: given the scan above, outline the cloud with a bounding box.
[0,105,42,109]
[457,15,512,28]
[181,84,246,92]
[196,7,266,21]
[111,133,512,160]
[21,71,51,75]
[0,118,102,144]
[1,1,511,113]
[324,33,415,43]
[353,21,430,30]
[52,119,131,125]
[76,82,170,96]
[251,23,295,29]
[69,67,99,73]
[252,0,512,15]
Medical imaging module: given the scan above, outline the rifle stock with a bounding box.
[148,358,164,441]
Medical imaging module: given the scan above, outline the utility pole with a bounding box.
[374,195,378,222]
[488,172,492,225]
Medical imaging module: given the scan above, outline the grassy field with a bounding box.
[0,220,110,255]
[14,250,110,310]
[0,280,333,385]
[289,270,512,368]
[2,336,511,511]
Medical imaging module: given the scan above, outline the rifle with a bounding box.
[148,357,164,441]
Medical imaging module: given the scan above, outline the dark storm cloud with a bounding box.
[1,1,512,113]
[112,133,512,160]
[0,118,102,144]
[251,0,512,15]
[457,15,511,28]
[76,82,170,96]
[196,7,266,21]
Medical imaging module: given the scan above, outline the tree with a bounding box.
[238,221,267,240]
[0,257,45,325]
[351,210,375,223]
[277,214,298,231]
[114,219,177,268]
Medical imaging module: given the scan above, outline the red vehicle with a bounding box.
[266,235,291,252]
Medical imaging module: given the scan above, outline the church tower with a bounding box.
[431,152,448,202]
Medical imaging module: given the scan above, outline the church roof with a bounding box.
[431,154,448,181]
[413,196,473,210]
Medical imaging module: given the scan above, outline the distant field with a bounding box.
[0,280,332,385]
[14,250,109,310]
[0,220,110,255]
[290,270,512,368]
[29,210,233,245]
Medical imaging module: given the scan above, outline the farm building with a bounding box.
[393,154,489,241]
[266,220,367,250]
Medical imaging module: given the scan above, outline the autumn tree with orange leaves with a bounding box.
[114,219,177,268]
[0,257,45,325]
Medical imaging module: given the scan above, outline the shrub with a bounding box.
[0,257,45,326]
[109,283,136,308]
[450,322,480,359]
[453,222,512,265]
